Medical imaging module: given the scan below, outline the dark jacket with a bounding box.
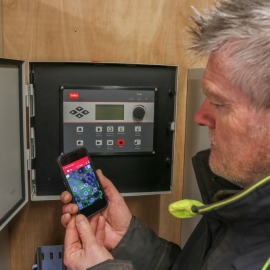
[88,149,270,270]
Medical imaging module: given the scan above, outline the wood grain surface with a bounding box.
[1,0,212,269]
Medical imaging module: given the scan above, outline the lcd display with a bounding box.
[96,105,124,120]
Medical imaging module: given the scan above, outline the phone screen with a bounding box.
[61,156,104,211]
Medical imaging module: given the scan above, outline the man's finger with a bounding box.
[60,191,73,203]
[61,213,72,228]
[96,169,120,200]
[62,203,78,215]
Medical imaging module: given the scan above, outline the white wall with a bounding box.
[181,68,209,247]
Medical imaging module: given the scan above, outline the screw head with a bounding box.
[166,158,172,165]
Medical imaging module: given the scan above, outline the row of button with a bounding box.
[76,126,142,133]
[76,139,141,146]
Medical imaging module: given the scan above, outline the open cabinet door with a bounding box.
[0,1,2,58]
[0,58,29,231]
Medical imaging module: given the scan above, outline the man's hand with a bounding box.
[61,169,132,251]
[64,214,113,270]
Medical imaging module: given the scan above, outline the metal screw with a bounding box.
[155,88,158,91]
[152,151,156,155]
[60,86,64,90]
[166,158,172,164]
[169,89,175,95]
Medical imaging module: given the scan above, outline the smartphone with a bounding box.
[57,147,108,218]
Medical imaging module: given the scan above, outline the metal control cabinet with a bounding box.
[0,58,178,229]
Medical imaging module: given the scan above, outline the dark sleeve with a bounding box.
[86,216,181,270]
[111,216,181,270]
[86,259,134,270]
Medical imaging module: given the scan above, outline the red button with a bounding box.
[69,92,79,99]
[118,140,125,146]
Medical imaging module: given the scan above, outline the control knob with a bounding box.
[133,105,145,120]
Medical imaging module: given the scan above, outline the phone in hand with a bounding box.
[57,147,108,218]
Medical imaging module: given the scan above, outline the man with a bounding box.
[61,0,270,269]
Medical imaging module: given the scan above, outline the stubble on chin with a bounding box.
[208,115,270,188]
[209,149,252,188]
[208,132,252,188]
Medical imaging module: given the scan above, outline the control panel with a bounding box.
[60,86,156,155]
[24,61,177,197]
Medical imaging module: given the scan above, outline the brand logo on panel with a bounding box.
[69,92,79,99]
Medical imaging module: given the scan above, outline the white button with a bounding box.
[107,140,113,145]
[77,126,83,132]
[96,140,102,146]
[134,139,141,145]
[107,126,114,132]
[96,126,102,132]
[135,126,141,132]
[118,126,125,132]
[77,140,84,146]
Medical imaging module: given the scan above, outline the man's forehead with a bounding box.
[201,52,239,101]
[204,69,229,89]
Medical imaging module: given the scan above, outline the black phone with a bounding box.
[57,147,108,218]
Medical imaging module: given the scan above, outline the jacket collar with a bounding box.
[169,149,270,225]
[169,174,270,225]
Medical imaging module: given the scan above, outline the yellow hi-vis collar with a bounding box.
[169,199,204,218]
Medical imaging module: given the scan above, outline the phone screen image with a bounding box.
[62,156,104,211]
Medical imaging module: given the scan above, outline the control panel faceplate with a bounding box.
[61,87,156,155]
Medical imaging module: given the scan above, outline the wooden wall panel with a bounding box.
[2,0,213,269]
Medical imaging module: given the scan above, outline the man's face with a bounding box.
[194,51,270,188]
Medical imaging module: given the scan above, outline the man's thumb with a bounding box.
[76,214,94,243]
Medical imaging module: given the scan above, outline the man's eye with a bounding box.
[210,102,223,107]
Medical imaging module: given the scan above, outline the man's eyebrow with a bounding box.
[201,88,227,101]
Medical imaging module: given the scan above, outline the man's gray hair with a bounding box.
[190,0,270,110]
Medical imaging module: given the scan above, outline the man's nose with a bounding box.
[194,98,215,128]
